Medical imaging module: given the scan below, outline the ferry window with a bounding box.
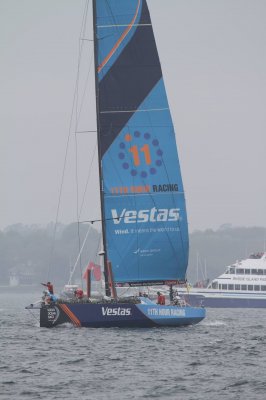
[251,269,258,275]
[264,270,266,275]
[235,284,241,290]
[248,285,253,291]
[254,285,260,291]
[261,286,266,291]
[257,269,263,275]
[228,284,234,290]
[229,268,235,274]
[241,285,247,291]
[219,284,222,290]
[236,269,244,274]
[212,282,218,289]
[222,284,227,290]
[245,269,250,274]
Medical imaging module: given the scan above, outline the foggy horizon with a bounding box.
[1,0,265,232]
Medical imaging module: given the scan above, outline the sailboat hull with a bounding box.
[40,302,205,328]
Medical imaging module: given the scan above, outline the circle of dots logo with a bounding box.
[118,131,163,177]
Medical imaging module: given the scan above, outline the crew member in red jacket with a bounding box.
[75,288,84,299]
[157,291,166,305]
[41,281,54,295]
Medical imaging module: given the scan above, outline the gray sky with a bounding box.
[1,0,265,232]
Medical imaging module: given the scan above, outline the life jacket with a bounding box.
[158,294,166,305]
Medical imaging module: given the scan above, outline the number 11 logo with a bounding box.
[119,131,163,177]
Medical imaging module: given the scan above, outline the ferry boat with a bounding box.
[180,253,266,308]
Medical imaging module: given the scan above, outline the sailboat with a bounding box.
[27,0,205,328]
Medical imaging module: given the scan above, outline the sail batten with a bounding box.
[100,108,169,114]
[94,0,189,284]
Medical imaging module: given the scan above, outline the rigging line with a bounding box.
[47,0,90,280]
[68,224,91,285]
[75,0,90,288]
[94,230,105,294]
[76,39,94,122]
[72,38,97,225]
[74,54,81,284]
[74,134,83,288]
[78,140,97,220]
[75,79,82,287]
[95,229,102,259]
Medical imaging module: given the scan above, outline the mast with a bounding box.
[92,0,111,296]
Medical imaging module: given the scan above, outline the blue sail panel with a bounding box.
[95,0,189,283]
[105,193,188,283]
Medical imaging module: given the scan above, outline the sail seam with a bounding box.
[105,192,185,198]
[98,24,151,28]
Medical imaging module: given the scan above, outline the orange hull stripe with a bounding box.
[59,304,75,324]
[64,305,81,327]
[97,0,141,73]
[59,304,81,327]
[62,304,81,327]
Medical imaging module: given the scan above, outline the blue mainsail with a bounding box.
[94,0,188,284]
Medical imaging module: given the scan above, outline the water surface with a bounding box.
[0,289,265,399]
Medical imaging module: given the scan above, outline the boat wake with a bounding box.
[201,320,227,327]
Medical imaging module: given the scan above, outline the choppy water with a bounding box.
[1,289,266,400]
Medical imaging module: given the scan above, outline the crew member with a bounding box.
[173,293,181,306]
[157,291,166,305]
[75,288,84,300]
[44,292,51,305]
[41,281,54,294]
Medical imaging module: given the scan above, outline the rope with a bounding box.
[67,224,91,285]
[47,0,91,280]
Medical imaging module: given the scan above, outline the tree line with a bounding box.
[0,223,265,286]
[0,223,101,286]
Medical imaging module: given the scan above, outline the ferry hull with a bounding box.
[182,294,266,308]
[40,302,205,328]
